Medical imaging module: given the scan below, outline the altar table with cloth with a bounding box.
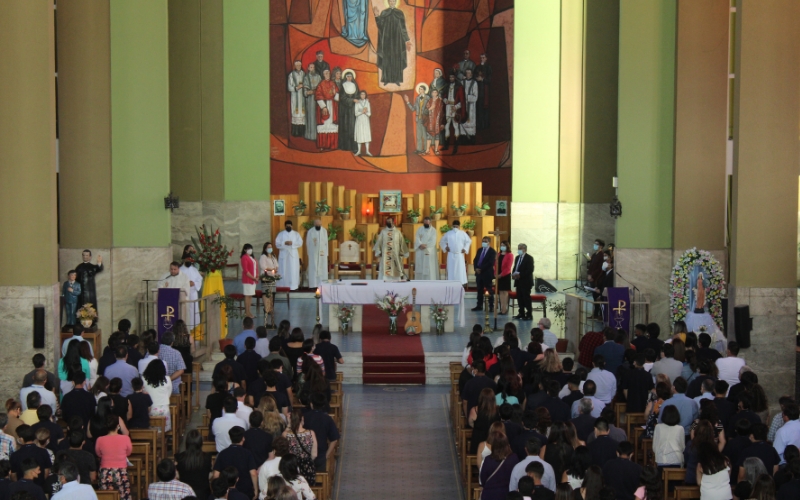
[320,280,465,332]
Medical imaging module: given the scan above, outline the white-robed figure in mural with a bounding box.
[287,60,306,137]
[306,218,329,288]
[414,216,439,280]
[275,220,303,290]
[354,90,372,156]
[438,220,471,285]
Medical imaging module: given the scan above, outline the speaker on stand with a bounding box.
[733,304,752,348]
[33,305,45,349]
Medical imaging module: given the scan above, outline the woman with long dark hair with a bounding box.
[634,466,662,500]
[277,453,316,499]
[469,388,500,454]
[282,408,318,485]
[476,424,506,466]
[142,358,172,431]
[92,376,109,402]
[479,432,519,500]
[748,474,776,500]
[298,361,330,407]
[58,339,91,395]
[79,341,98,386]
[462,330,483,368]
[240,243,258,318]
[575,465,604,500]
[176,429,212,499]
[542,422,575,481]
[685,419,719,485]
[496,241,513,315]
[697,441,732,500]
[496,370,523,407]
[564,446,592,489]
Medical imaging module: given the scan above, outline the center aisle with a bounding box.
[335,386,463,499]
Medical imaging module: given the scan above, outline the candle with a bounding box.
[315,288,321,298]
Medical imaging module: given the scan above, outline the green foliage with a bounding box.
[315,198,331,214]
[477,202,491,211]
[327,223,340,241]
[349,228,366,243]
[546,299,568,331]
[429,206,444,215]
[462,219,476,230]
[407,208,421,219]
[336,206,352,214]
[301,221,314,230]
[451,203,468,212]
[293,200,307,210]
[212,294,245,320]
[440,224,451,234]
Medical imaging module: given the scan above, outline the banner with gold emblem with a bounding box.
[605,287,631,333]
[157,288,181,340]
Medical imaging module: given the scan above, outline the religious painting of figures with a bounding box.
[270,0,514,196]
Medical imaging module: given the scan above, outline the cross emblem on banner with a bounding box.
[613,300,627,329]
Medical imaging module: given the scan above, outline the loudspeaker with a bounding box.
[721,298,729,336]
[733,305,752,348]
[535,278,558,293]
[33,305,45,349]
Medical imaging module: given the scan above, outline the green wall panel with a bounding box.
[616,0,676,248]
[110,0,171,247]
[512,0,561,204]
[223,0,270,201]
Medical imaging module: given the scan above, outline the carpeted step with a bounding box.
[362,362,426,374]
[362,373,427,384]
[362,353,425,363]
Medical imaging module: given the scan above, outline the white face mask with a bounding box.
[518,250,524,256]
[267,248,273,254]
[481,242,488,248]
[602,262,609,271]
[246,249,253,255]
[593,244,599,251]
[500,246,507,252]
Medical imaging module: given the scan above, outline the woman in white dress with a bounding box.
[354,90,372,156]
[696,443,732,500]
[142,358,173,432]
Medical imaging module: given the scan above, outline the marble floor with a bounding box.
[222,279,578,352]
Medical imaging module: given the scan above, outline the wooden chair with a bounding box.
[614,402,626,428]
[315,471,330,500]
[169,395,183,437]
[472,486,483,500]
[674,485,701,499]
[662,468,686,499]
[508,291,548,317]
[129,428,158,478]
[127,456,144,500]
[633,426,646,465]
[336,372,343,382]
[130,441,152,484]
[181,372,192,416]
[459,429,472,478]
[333,240,366,279]
[273,287,291,309]
[641,438,653,467]
[149,416,168,460]
[96,490,121,500]
[465,454,480,492]
[166,404,180,456]
[192,361,201,410]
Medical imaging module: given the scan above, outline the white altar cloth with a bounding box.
[320,280,466,326]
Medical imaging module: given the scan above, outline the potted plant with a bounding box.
[336,205,352,220]
[476,202,491,216]
[440,224,451,234]
[301,221,314,231]
[349,227,366,243]
[545,298,570,351]
[451,203,467,217]
[327,223,340,241]
[462,219,476,237]
[407,208,421,223]
[315,198,331,215]
[430,206,444,221]
[293,200,307,216]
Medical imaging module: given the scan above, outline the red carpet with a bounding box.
[361,305,426,384]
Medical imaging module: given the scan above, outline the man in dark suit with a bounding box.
[512,243,535,320]
[472,237,496,311]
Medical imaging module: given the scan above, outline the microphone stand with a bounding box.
[562,253,584,292]
[614,271,642,324]
[142,278,165,330]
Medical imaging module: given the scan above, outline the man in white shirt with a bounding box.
[571,380,605,418]
[773,402,800,464]
[275,220,303,290]
[509,437,555,492]
[586,356,617,405]
[538,318,558,349]
[51,461,98,500]
[138,342,168,375]
[414,216,439,280]
[716,341,746,389]
[439,220,471,285]
[20,369,57,414]
[234,388,252,430]
[212,397,247,453]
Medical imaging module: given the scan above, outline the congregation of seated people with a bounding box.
[3,317,343,500]
[458,320,800,500]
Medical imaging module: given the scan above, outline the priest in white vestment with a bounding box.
[414,216,439,280]
[306,219,329,288]
[439,220,471,285]
[160,262,191,324]
[373,218,409,279]
[275,220,303,290]
[180,250,203,329]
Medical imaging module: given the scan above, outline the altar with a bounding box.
[320,280,465,332]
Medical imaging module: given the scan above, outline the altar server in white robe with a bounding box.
[439,220,471,285]
[275,220,303,290]
[160,262,192,322]
[180,246,203,329]
[306,218,329,288]
[414,216,439,280]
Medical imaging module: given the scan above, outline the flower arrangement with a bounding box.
[191,225,235,273]
[430,302,448,323]
[375,291,409,317]
[76,303,97,321]
[669,248,726,329]
[336,304,355,324]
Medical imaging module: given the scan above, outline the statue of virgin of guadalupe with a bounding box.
[693,272,707,313]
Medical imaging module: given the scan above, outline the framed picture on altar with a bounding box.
[273,200,285,216]
[379,190,402,213]
[496,200,508,216]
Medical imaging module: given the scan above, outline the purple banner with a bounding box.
[606,287,631,333]
[157,287,181,340]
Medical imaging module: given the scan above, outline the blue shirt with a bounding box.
[774,419,800,464]
[593,341,625,374]
[233,329,258,355]
[571,396,605,418]
[658,393,699,435]
[103,360,139,397]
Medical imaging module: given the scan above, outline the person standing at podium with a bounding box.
[414,216,439,280]
[471,237,496,311]
[276,220,303,290]
[439,220,471,285]
[306,219,329,288]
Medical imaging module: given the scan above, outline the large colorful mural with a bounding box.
[270,0,514,195]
